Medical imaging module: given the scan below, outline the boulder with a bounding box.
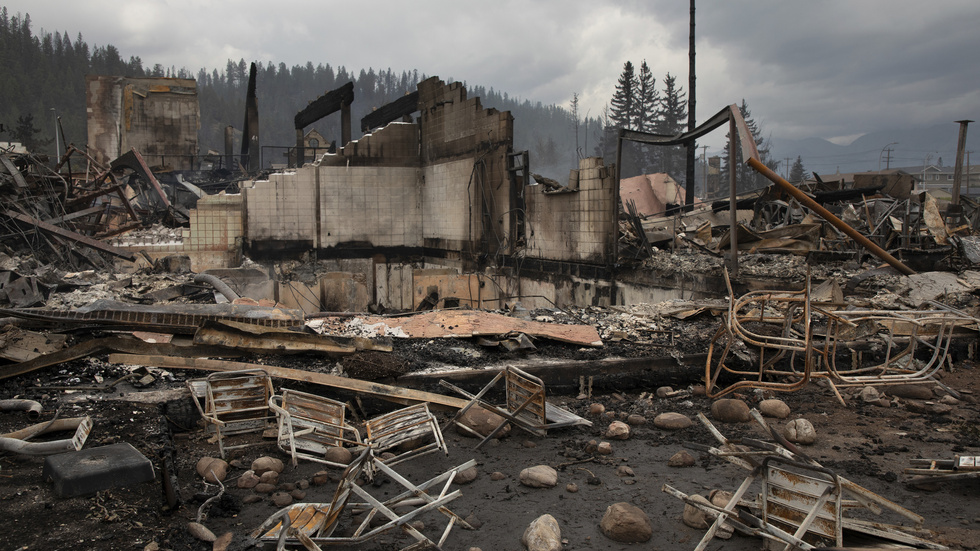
[522,514,562,551]
[259,470,279,485]
[758,399,791,419]
[456,405,511,438]
[606,421,631,440]
[188,522,217,542]
[237,470,260,489]
[626,414,647,426]
[784,418,816,445]
[711,399,751,423]
[886,384,935,401]
[654,412,693,430]
[599,502,653,543]
[251,457,284,476]
[519,465,558,488]
[453,466,478,485]
[858,386,881,403]
[324,446,352,465]
[668,450,696,467]
[271,492,293,507]
[196,457,229,483]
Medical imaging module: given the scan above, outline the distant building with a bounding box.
[86,76,200,170]
[906,164,980,196]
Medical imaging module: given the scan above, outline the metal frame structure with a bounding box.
[364,402,448,472]
[252,448,475,551]
[705,269,977,401]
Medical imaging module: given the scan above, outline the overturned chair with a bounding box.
[364,403,447,470]
[186,369,276,458]
[440,365,591,449]
[251,447,475,550]
[269,388,363,468]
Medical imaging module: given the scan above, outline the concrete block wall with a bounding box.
[320,122,419,167]
[421,160,472,249]
[111,192,243,272]
[245,169,317,245]
[318,165,421,248]
[525,157,616,264]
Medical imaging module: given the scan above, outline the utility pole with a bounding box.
[701,144,708,196]
[685,0,696,207]
[884,147,894,170]
[784,157,791,180]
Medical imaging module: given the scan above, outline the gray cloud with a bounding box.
[8,0,979,151]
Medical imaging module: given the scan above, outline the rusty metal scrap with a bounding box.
[705,269,978,401]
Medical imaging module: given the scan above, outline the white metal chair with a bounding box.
[186,369,275,458]
[269,388,363,468]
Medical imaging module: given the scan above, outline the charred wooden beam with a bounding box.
[361,91,420,133]
[295,82,355,164]
[242,62,260,172]
[3,210,136,261]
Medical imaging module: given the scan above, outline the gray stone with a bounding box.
[784,418,816,445]
[654,412,693,430]
[566,483,578,493]
[711,399,751,423]
[522,514,562,551]
[859,386,881,402]
[605,421,631,440]
[519,465,558,488]
[599,502,653,543]
[272,492,293,507]
[758,399,791,419]
[453,466,478,485]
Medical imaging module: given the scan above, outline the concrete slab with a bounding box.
[43,443,155,498]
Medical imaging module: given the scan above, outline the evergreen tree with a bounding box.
[609,61,637,130]
[12,113,53,152]
[789,155,808,184]
[660,72,687,180]
[721,99,777,192]
[635,60,660,174]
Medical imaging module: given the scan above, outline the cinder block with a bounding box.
[43,443,155,498]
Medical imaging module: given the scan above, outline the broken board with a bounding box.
[337,310,603,347]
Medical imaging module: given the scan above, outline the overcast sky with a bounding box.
[9,0,979,151]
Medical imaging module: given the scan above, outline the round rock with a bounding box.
[859,386,881,403]
[237,470,260,489]
[522,514,562,551]
[654,412,693,430]
[251,456,284,476]
[606,421,631,440]
[626,414,647,426]
[759,399,791,419]
[519,465,558,488]
[324,446,352,465]
[885,384,934,401]
[453,466,478,485]
[589,403,605,415]
[599,502,653,543]
[271,492,293,507]
[656,386,673,398]
[711,399,751,423]
[784,418,816,445]
[196,457,229,483]
[668,450,696,467]
[490,471,507,481]
[597,442,613,455]
[456,405,511,438]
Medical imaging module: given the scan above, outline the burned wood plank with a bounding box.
[295,82,355,130]
[109,353,468,410]
[333,310,603,347]
[360,91,420,132]
[2,210,136,261]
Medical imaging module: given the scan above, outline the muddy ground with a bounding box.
[2,344,980,551]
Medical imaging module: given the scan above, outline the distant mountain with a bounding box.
[767,123,970,177]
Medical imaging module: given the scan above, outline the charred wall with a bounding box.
[86,76,200,170]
